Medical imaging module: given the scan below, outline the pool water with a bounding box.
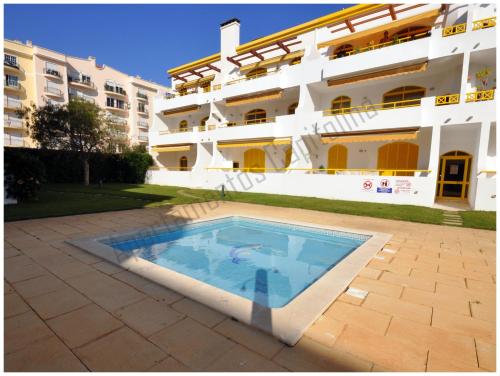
[105,217,370,308]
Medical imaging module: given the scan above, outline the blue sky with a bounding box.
[4,4,351,87]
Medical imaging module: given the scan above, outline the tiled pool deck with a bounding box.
[4,202,496,371]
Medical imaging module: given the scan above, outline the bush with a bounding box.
[122,151,154,183]
[5,151,46,201]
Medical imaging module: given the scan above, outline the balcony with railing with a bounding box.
[466,89,495,103]
[4,79,22,92]
[137,107,149,116]
[137,120,149,129]
[4,59,22,72]
[4,135,26,147]
[138,133,149,142]
[104,84,127,97]
[45,86,64,97]
[472,17,496,31]
[4,115,24,129]
[68,76,96,90]
[137,91,148,101]
[43,68,62,79]
[4,97,22,110]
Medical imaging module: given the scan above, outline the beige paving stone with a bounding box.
[172,298,226,328]
[92,260,123,275]
[149,317,235,370]
[303,315,345,348]
[4,310,54,354]
[350,276,403,298]
[470,299,496,322]
[148,356,192,371]
[367,259,411,275]
[138,282,183,304]
[4,255,48,283]
[13,274,67,299]
[5,336,87,372]
[335,325,427,371]
[435,282,495,302]
[205,344,286,371]
[113,270,151,288]
[476,339,496,371]
[324,301,391,335]
[66,271,145,311]
[26,286,91,320]
[466,278,497,292]
[337,292,364,305]
[379,271,436,292]
[4,246,21,258]
[439,264,494,283]
[362,293,432,325]
[4,280,15,294]
[43,260,95,280]
[115,298,184,337]
[274,336,372,372]
[47,304,123,348]
[386,317,477,368]
[357,267,382,280]
[4,293,31,318]
[401,286,471,316]
[432,309,495,343]
[426,350,482,371]
[75,326,167,371]
[391,257,438,272]
[410,268,466,288]
[215,318,284,359]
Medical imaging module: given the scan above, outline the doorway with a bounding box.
[436,151,472,199]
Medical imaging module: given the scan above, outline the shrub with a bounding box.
[122,151,154,183]
[5,151,46,201]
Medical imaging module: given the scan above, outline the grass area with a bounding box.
[4,183,496,230]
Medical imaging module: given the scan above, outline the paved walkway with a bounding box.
[4,202,496,371]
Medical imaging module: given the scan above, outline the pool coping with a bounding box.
[67,214,391,346]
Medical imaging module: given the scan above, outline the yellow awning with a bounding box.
[163,105,200,117]
[322,131,419,144]
[226,90,283,107]
[151,145,192,152]
[167,53,220,76]
[175,74,215,90]
[327,62,428,86]
[317,9,440,49]
[218,138,291,149]
[240,50,305,72]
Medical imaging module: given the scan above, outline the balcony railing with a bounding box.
[4,97,22,109]
[137,92,148,100]
[323,98,421,116]
[330,31,430,60]
[473,17,496,30]
[222,117,276,127]
[43,68,61,78]
[137,121,149,129]
[225,69,279,86]
[45,86,63,96]
[4,137,26,147]
[4,60,21,71]
[159,126,196,134]
[206,167,431,176]
[68,76,95,89]
[69,94,95,104]
[442,23,467,37]
[435,94,460,106]
[465,89,495,102]
[138,134,149,141]
[4,79,21,90]
[104,85,127,96]
[137,108,149,115]
[4,116,24,129]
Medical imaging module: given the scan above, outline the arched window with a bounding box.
[179,156,188,171]
[244,149,265,173]
[331,96,352,115]
[245,109,267,125]
[333,44,354,59]
[246,68,267,80]
[391,26,431,41]
[288,102,298,115]
[377,142,419,176]
[289,57,301,66]
[179,120,188,132]
[327,145,348,174]
[383,86,425,108]
[199,116,208,132]
[285,147,292,168]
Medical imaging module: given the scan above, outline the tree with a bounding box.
[20,98,127,185]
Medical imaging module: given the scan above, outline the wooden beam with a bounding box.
[250,49,265,61]
[277,41,290,54]
[207,64,221,73]
[190,70,203,78]
[345,19,355,32]
[388,5,397,20]
[172,75,187,83]
[226,56,241,67]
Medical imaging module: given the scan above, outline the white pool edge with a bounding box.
[67,214,391,346]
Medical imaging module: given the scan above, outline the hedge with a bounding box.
[4,147,153,184]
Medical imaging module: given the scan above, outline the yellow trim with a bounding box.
[472,17,496,30]
[175,74,215,90]
[167,52,220,76]
[226,90,283,107]
[218,138,290,149]
[442,23,466,37]
[206,167,431,175]
[322,131,418,144]
[323,98,422,116]
[436,154,472,200]
[237,4,385,54]
[224,116,276,127]
[465,90,495,102]
[435,94,460,106]
[151,145,191,152]
[317,9,440,49]
[162,105,200,117]
[240,50,305,72]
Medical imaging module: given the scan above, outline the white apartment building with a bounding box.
[148,3,496,211]
[4,39,170,147]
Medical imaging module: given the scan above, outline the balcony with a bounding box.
[137,120,149,129]
[137,92,148,101]
[472,17,496,31]
[138,134,149,142]
[4,115,24,129]
[4,136,26,147]
[4,97,22,110]
[43,68,62,79]
[4,60,22,73]
[68,76,96,90]
[105,104,128,114]
[4,79,23,92]
[104,85,127,97]
[435,94,460,106]
[465,89,495,102]
[442,23,467,37]
[137,108,149,116]
[69,93,95,104]
[45,86,64,97]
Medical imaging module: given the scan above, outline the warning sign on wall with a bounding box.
[394,179,412,194]
[377,179,392,193]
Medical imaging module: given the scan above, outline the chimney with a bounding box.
[25,40,32,46]
[220,18,240,78]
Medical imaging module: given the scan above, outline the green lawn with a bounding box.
[4,183,495,230]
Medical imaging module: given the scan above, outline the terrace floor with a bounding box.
[4,201,496,371]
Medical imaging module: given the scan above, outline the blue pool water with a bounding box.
[104,217,369,308]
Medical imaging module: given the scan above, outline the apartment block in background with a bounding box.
[4,39,170,148]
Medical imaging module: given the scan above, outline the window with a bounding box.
[333,44,354,58]
[5,74,18,87]
[377,142,418,176]
[106,97,115,107]
[81,74,91,84]
[233,161,240,169]
[179,156,188,171]
[327,145,348,174]
[179,120,188,132]
[45,62,60,77]
[199,116,209,131]
[138,102,147,113]
[331,96,352,114]
[288,102,298,115]
[4,54,17,67]
[383,86,425,108]
[46,80,60,95]
[246,68,267,80]
[245,109,267,125]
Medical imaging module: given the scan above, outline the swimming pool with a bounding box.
[69,215,390,345]
[104,217,369,308]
